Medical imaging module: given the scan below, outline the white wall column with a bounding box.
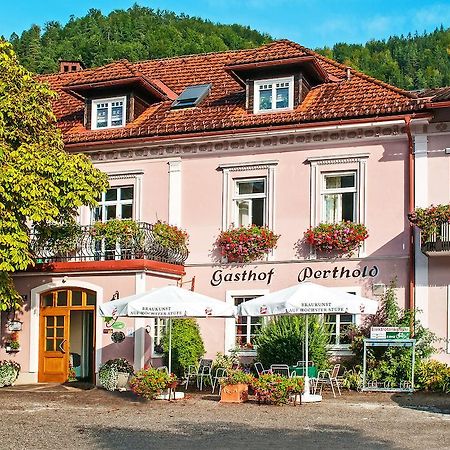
[168,159,182,226]
[134,272,146,371]
[414,134,429,327]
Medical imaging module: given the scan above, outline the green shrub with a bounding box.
[251,373,304,405]
[99,358,134,391]
[212,350,239,371]
[346,280,437,388]
[0,360,20,387]
[341,366,363,391]
[129,367,177,400]
[416,360,450,393]
[219,369,255,386]
[255,315,330,370]
[162,319,205,377]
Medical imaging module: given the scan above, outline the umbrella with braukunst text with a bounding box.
[100,285,236,373]
[238,281,378,402]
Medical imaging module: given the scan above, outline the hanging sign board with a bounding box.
[370,327,410,339]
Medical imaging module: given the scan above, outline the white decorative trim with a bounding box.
[225,289,269,355]
[168,159,182,226]
[414,134,429,328]
[218,160,279,171]
[307,153,370,165]
[108,170,144,180]
[29,279,104,374]
[447,286,450,354]
[87,124,405,163]
[134,273,147,371]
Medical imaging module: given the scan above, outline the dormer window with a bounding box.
[91,96,126,129]
[253,76,294,113]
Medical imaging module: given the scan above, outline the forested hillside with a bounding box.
[6,4,450,90]
[7,5,270,74]
[317,26,450,90]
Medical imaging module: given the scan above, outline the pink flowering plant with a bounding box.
[304,221,368,257]
[217,225,280,263]
[129,367,177,400]
[408,204,450,242]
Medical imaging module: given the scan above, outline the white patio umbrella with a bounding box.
[99,285,236,373]
[238,282,378,402]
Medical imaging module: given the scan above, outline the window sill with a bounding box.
[254,108,293,114]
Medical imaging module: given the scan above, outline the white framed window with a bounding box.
[153,318,167,355]
[233,178,266,227]
[225,289,269,355]
[233,296,264,351]
[92,186,134,222]
[91,96,126,130]
[254,76,294,113]
[321,171,357,223]
[326,288,361,352]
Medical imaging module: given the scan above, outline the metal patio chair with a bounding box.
[212,367,228,394]
[184,359,213,391]
[313,364,342,397]
[270,364,291,378]
[254,362,270,377]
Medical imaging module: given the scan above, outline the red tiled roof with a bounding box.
[415,86,450,102]
[38,40,426,146]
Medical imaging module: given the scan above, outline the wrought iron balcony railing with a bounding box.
[421,222,450,256]
[30,222,189,265]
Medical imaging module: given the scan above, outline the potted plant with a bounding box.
[129,367,178,400]
[5,332,20,353]
[217,225,280,263]
[251,373,304,405]
[98,358,134,391]
[0,361,21,387]
[152,220,189,251]
[408,204,450,243]
[219,369,255,403]
[90,219,144,247]
[304,221,368,257]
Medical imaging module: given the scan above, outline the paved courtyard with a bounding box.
[0,384,449,449]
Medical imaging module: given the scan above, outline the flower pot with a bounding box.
[220,383,248,403]
[117,372,130,390]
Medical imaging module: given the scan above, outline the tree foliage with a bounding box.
[0,41,108,310]
[255,315,330,371]
[317,26,450,90]
[8,5,271,74]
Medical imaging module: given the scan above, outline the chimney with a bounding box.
[346,67,352,81]
[59,60,85,74]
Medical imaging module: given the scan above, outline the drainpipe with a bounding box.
[405,115,415,337]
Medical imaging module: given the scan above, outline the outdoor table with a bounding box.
[288,365,318,378]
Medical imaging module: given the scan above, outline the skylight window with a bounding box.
[171,83,211,109]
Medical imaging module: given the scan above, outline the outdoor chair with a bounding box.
[212,367,228,394]
[254,362,270,377]
[270,364,291,378]
[184,359,213,391]
[157,366,169,373]
[313,364,342,397]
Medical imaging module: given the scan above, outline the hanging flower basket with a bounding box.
[304,221,368,257]
[408,204,450,242]
[217,225,280,263]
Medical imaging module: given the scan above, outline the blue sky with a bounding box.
[1,0,450,48]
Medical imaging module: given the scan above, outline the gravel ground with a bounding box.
[0,384,449,450]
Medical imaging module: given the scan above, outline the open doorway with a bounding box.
[69,310,94,381]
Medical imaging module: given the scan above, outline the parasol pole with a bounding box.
[304,315,311,395]
[168,318,172,374]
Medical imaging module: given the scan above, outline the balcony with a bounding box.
[421,222,450,256]
[30,222,189,266]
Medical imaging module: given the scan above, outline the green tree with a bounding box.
[255,315,330,370]
[0,41,108,310]
[162,318,205,377]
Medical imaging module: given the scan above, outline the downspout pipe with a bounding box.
[405,115,415,337]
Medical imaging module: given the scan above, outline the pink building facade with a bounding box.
[4,40,449,384]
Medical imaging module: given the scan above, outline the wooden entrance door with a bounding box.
[38,288,96,383]
[39,310,70,382]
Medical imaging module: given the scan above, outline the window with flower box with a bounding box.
[233,178,266,227]
[91,97,126,130]
[321,172,357,223]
